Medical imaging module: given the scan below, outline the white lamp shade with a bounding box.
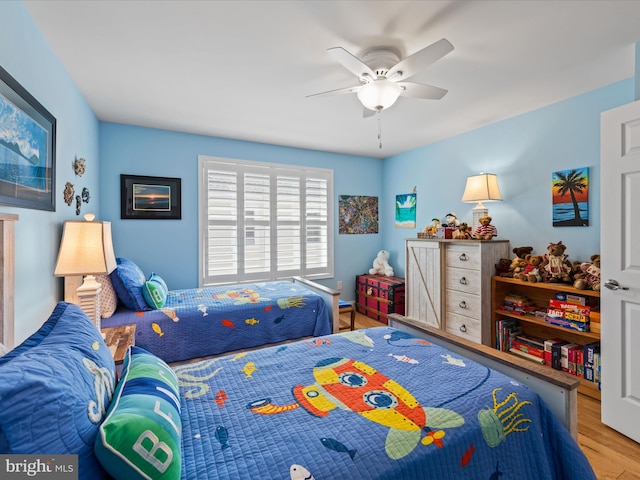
[54,220,117,276]
[357,79,402,111]
[461,173,502,204]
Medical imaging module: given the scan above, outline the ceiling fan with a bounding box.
[308,38,454,117]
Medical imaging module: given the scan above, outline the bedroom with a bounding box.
[1,0,639,477]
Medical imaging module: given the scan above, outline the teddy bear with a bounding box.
[509,246,533,272]
[369,250,394,276]
[542,241,573,283]
[515,254,544,282]
[473,215,498,240]
[452,222,472,239]
[495,258,512,277]
[573,254,601,291]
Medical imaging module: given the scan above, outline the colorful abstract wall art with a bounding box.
[339,195,378,234]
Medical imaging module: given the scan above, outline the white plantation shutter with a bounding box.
[199,156,333,286]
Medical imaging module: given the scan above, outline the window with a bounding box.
[198,156,334,286]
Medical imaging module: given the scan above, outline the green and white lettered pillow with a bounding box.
[95,346,181,480]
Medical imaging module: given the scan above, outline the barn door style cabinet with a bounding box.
[405,238,509,345]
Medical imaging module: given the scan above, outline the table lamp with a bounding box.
[461,173,502,231]
[54,213,116,328]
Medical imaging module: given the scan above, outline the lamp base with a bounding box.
[471,205,489,233]
[76,274,102,329]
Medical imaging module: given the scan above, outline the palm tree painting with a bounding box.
[395,193,416,228]
[552,167,589,226]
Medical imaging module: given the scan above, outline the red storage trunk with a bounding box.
[355,274,405,324]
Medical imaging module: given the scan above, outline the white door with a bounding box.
[601,99,640,442]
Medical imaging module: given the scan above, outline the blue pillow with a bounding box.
[0,302,116,479]
[143,273,168,309]
[95,346,182,480]
[110,257,151,311]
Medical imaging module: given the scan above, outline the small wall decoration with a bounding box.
[75,195,81,216]
[552,167,589,227]
[395,193,416,228]
[73,157,86,176]
[63,182,75,206]
[121,174,182,220]
[0,66,56,211]
[338,195,378,234]
[81,187,90,203]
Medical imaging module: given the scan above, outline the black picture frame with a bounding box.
[120,174,181,220]
[0,65,56,211]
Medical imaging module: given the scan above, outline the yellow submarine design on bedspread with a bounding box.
[247,357,465,459]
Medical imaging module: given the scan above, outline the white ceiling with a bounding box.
[23,0,640,159]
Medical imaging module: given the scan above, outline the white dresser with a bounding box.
[405,238,509,345]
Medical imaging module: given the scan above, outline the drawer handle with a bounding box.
[459,324,467,333]
[459,253,468,261]
[459,277,467,285]
[459,301,467,309]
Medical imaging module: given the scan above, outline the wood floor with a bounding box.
[340,311,640,479]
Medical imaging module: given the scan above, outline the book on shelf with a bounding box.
[543,338,565,366]
[551,341,570,370]
[509,347,545,364]
[510,342,544,359]
[554,292,589,306]
[560,343,579,372]
[583,342,601,382]
[496,318,519,352]
[544,315,590,332]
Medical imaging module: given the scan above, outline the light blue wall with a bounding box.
[382,79,634,277]
[0,1,100,343]
[98,122,383,299]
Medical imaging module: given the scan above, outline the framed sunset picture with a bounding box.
[552,167,589,227]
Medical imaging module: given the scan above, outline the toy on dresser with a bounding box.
[473,215,498,240]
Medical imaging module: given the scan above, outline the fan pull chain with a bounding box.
[377,110,383,149]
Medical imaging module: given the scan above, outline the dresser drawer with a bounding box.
[446,244,481,270]
[446,289,481,320]
[445,266,480,295]
[446,311,481,343]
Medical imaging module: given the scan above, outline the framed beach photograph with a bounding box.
[120,174,181,219]
[0,66,56,211]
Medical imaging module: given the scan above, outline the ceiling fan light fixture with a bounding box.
[357,79,401,111]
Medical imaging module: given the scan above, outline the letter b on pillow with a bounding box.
[95,346,181,480]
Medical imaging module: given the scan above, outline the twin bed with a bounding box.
[0,243,596,478]
[0,303,596,479]
[99,258,340,363]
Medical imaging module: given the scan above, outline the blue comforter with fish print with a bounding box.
[101,281,330,363]
[175,327,596,480]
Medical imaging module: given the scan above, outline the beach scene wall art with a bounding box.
[395,193,416,228]
[552,167,589,227]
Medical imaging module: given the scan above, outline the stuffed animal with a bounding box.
[495,258,512,277]
[515,254,544,282]
[542,241,573,283]
[573,254,601,291]
[473,215,498,240]
[369,250,394,276]
[443,212,460,227]
[452,222,472,239]
[509,246,534,274]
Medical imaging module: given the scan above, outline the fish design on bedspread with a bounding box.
[247,357,464,459]
[214,288,271,305]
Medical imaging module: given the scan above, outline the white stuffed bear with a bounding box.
[369,250,394,276]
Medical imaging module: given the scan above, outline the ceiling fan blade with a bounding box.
[398,82,448,100]
[306,85,361,98]
[327,47,376,79]
[387,38,454,81]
